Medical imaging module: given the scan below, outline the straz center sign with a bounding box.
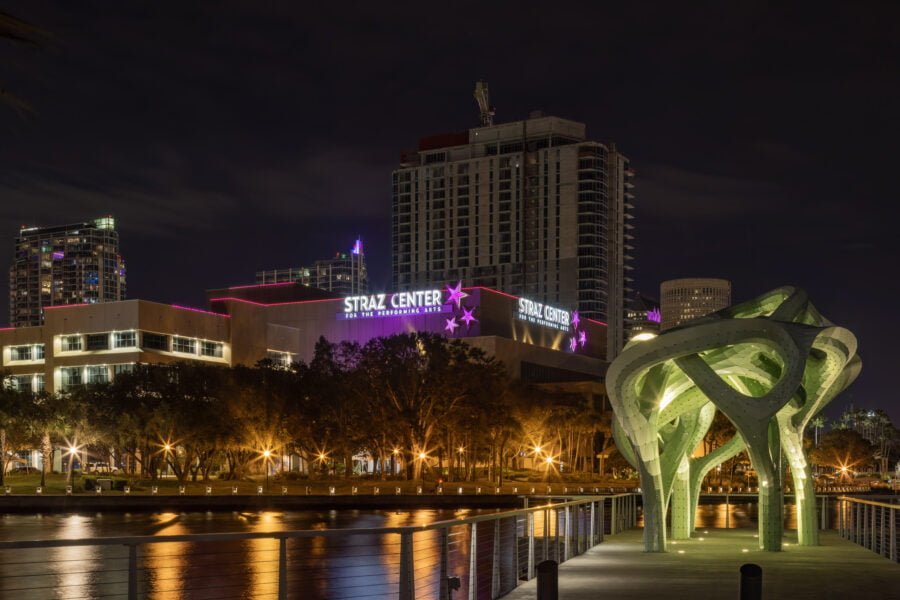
[516,298,571,331]
[339,290,451,320]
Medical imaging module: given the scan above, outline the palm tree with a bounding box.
[811,415,827,447]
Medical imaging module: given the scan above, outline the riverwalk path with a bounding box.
[504,528,900,599]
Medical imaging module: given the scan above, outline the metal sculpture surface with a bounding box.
[609,287,861,551]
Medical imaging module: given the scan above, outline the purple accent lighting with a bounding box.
[569,337,578,352]
[647,307,662,323]
[338,304,451,321]
[460,306,477,328]
[444,316,460,334]
[446,281,468,308]
[571,311,580,329]
[171,305,231,318]
[579,330,587,347]
[52,251,65,260]
[352,238,363,255]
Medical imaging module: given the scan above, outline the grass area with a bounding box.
[1,472,637,496]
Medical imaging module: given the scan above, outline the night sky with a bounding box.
[2,2,898,423]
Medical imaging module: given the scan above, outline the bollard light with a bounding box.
[124,487,131,495]
[395,487,401,495]
[495,487,500,494]
[329,486,336,496]
[4,487,10,495]
[476,487,481,495]
[530,487,535,494]
[205,486,212,496]
[417,486,422,495]
[458,487,463,495]
[151,486,158,495]
[96,486,102,494]
[36,487,42,495]
[352,486,358,495]
[282,487,288,495]
[179,486,185,496]
[232,486,238,495]
[513,487,518,494]
[305,486,311,495]
[373,486,380,495]
[66,486,73,496]
[436,486,443,495]
[257,486,263,495]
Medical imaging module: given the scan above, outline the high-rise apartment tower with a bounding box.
[256,239,368,296]
[9,216,126,327]
[392,90,634,358]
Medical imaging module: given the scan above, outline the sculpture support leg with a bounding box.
[638,461,667,552]
[781,431,818,546]
[747,435,783,551]
[670,457,692,539]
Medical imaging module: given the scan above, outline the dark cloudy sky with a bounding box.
[2,2,898,423]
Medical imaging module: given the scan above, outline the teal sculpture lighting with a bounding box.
[609,287,860,552]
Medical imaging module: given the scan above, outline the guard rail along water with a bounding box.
[836,495,899,563]
[0,493,638,600]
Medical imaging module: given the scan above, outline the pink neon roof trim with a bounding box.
[170,304,231,318]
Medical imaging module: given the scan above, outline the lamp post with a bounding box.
[162,443,173,479]
[418,452,428,488]
[262,449,272,492]
[65,444,79,485]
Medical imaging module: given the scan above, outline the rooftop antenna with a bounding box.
[473,81,495,127]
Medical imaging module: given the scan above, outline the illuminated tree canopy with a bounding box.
[608,286,861,552]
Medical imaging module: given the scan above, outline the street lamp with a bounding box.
[65,444,80,485]
[262,449,272,492]
[418,452,428,487]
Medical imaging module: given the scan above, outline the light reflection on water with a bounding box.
[0,501,839,599]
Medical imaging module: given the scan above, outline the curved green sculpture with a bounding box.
[609,287,861,552]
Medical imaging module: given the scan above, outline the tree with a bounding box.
[809,429,876,475]
[0,10,47,116]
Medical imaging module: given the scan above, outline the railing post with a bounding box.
[542,509,549,561]
[527,512,535,580]
[890,506,897,562]
[554,509,561,563]
[880,505,886,557]
[468,523,477,600]
[491,519,500,599]
[127,543,137,600]
[590,501,596,547]
[400,531,415,600]
[278,536,287,600]
[563,505,570,561]
[599,499,605,541]
[611,496,618,535]
[440,528,450,600]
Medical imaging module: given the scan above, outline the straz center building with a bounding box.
[1,282,608,398]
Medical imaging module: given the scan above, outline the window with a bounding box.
[200,341,223,358]
[61,367,82,389]
[113,331,136,348]
[267,351,293,369]
[9,345,34,361]
[85,334,109,351]
[172,336,196,354]
[34,373,45,393]
[7,375,32,393]
[86,366,109,384]
[34,345,45,360]
[61,335,83,352]
[142,332,169,351]
[113,364,134,377]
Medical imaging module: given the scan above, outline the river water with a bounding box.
[0,500,840,599]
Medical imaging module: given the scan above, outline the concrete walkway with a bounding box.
[504,529,900,600]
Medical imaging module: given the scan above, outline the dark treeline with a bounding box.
[1,333,621,486]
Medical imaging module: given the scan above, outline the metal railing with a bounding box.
[836,495,899,562]
[0,493,638,600]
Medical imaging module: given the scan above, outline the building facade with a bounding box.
[659,278,732,331]
[9,216,126,328]
[391,113,634,360]
[255,239,367,296]
[0,283,607,395]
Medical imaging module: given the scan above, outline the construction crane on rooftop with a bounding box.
[473,80,495,127]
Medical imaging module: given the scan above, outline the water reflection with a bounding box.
[52,515,99,600]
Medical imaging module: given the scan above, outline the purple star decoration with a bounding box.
[578,330,587,348]
[461,306,477,328]
[571,311,580,330]
[446,281,468,308]
[569,337,578,352]
[445,316,460,334]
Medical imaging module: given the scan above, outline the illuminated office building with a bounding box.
[256,238,367,296]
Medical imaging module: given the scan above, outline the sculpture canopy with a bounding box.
[608,286,861,552]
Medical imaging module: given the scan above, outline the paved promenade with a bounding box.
[505,528,900,599]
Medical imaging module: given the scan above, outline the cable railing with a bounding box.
[836,495,899,563]
[0,493,638,600]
